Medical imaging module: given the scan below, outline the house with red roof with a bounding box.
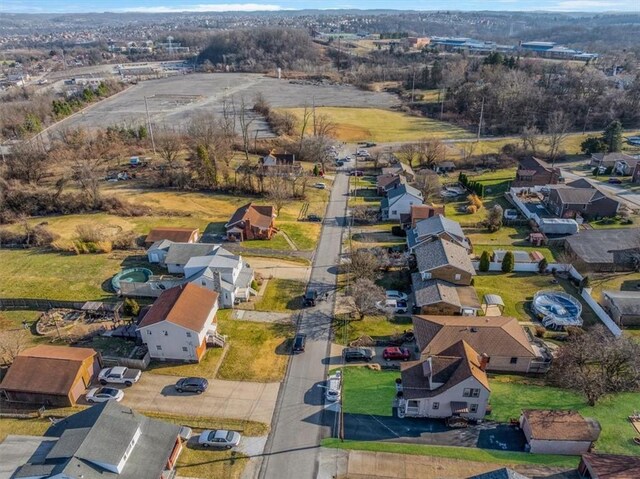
[225,203,276,241]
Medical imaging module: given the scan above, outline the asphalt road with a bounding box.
[258,171,349,479]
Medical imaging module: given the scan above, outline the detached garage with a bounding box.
[0,345,101,407]
[520,409,601,455]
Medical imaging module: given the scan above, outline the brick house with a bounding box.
[414,238,475,286]
[513,157,562,188]
[225,203,276,241]
[546,184,619,219]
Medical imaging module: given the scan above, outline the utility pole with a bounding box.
[411,66,416,104]
[582,106,592,135]
[477,96,485,142]
[440,88,445,120]
[144,96,156,155]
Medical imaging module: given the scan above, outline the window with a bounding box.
[510,357,518,364]
[182,347,188,352]
[454,273,461,281]
[407,400,419,408]
[186,332,192,338]
[432,402,439,410]
[421,272,432,280]
[156,345,162,351]
[463,388,480,398]
[201,281,206,286]
[391,210,397,215]
[469,404,478,413]
[147,330,152,335]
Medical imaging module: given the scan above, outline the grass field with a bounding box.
[322,439,580,468]
[282,107,473,143]
[255,279,305,311]
[146,347,226,378]
[333,315,413,345]
[342,367,399,417]
[589,272,640,302]
[216,310,294,382]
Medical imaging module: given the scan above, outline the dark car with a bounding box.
[382,347,411,361]
[292,333,307,353]
[303,289,319,307]
[175,377,209,394]
[350,170,364,177]
[608,177,622,184]
[307,214,322,222]
[343,347,373,362]
[335,160,344,167]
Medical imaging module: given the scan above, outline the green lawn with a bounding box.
[242,231,292,251]
[216,310,294,382]
[473,245,559,263]
[589,272,640,302]
[277,222,321,251]
[333,315,413,345]
[342,367,399,417]
[146,347,225,378]
[489,375,640,456]
[321,439,580,468]
[254,279,305,312]
[0,248,120,301]
[282,107,473,143]
[444,196,511,227]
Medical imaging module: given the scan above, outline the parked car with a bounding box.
[343,156,352,161]
[307,214,322,222]
[382,347,411,361]
[504,209,519,220]
[175,377,209,394]
[303,289,319,306]
[198,430,241,449]
[86,387,124,403]
[98,366,141,387]
[608,177,622,184]
[343,347,373,363]
[335,161,344,167]
[325,370,342,402]
[385,290,408,301]
[314,182,326,189]
[350,170,364,177]
[365,142,377,147]
[376,299,408,314]
[292,333,307,353]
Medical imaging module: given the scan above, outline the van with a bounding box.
[325,370,342,402]
[343,347,373,363]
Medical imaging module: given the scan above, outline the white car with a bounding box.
[386,290,408,301]
[376,299,409,315]
[325,370,342,402]
[342,156,352,162]
[314,183,326,189]
[86,387,124,403]
[503,209,519,220]
[198,430,241,449]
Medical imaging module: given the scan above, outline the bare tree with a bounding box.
[418,139,445,168]
[348,278,385,319]
[349,249,381,281]
[238,96,255,161]
[459,141,477,164]
[521,124,542,155]
[313,113,336,138]
[266,176,292,216]
[156,128,182,167]
[549,326,640,406]
[397,143,420,169]
[414,170,441,202]
[0,328,29,365]
[298,105,313,157]
[4,141,49,184]
[485,204,504,232]
[546,111,571,165]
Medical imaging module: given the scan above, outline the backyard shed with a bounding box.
[520,410,601,455]
[602,291,640,326]
[481,294,504,316]
[0,345,101,407]
[578,453,640,479]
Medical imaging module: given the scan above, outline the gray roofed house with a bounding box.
[414,238,475,286]
[468,468,530,479]
[602,290,640,326]
[565,228,640,272]
[164,243,218,274]
[13,401,183,479]
[380,183,424,221]
[412,273,480,316]
[407,214,469,251]
[590,152,636,168]
[546,184,620,219]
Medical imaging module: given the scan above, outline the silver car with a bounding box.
[86,387,124,403]
[198,429,241,449]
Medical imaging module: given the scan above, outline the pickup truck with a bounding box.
[98,366,142,387]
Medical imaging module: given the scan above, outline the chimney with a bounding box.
[479,353,489,371]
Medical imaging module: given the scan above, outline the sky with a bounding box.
[1,0,639,13]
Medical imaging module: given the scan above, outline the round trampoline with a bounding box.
[111,268,153,292]
[532,290,582,330]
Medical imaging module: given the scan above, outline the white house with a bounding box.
[396,340,490,421]
[162,243,219,274]
[137,283,223,362]
[183,247,256,308]
[147,239,173,265]
[406,214,470,252]
[381,184,423,221]
[520,410,601,455]
[613,157,640,176]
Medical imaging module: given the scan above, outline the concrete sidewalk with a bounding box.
[232,310,292,323]
[118,373,280,424]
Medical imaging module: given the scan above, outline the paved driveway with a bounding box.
[107,373,279,424]
[246,257,311,282]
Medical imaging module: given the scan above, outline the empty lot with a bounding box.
[44,73,399,139]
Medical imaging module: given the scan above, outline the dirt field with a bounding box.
[43,73,399,139]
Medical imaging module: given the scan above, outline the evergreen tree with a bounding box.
[430,60,443,89]
[479,251,491,272]
[420,66,430,89]
[602,120,624,153]
[502,251,515,273]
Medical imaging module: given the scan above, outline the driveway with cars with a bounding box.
[109,373,280,424]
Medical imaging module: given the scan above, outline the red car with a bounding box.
[382,347,411,361]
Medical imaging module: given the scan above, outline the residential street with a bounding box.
[258,171,350,479]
